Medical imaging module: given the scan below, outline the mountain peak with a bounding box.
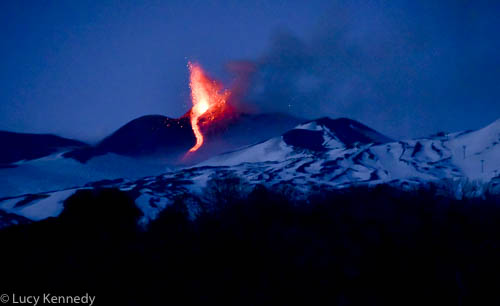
[292,116,393,149]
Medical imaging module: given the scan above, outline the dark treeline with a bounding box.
[1,182,500,305]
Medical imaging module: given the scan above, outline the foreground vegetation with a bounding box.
[1,182,500,305]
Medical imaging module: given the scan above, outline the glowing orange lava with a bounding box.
[187,62,230,153]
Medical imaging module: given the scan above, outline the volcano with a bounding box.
[64,115,195,163]
[2,117,499,226]
[64,112,303,163]
[0,110,302,198]
[64,62,304,163]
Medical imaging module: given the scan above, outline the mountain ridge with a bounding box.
[1,116,499,228]
[0,131,86,166]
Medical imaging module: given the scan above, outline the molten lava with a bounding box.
[187,62,230,153]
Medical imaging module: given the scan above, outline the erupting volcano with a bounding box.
[186,62,231,153]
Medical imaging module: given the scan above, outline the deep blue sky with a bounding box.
[1,0,499,142]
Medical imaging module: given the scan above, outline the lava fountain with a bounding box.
[187,62,231,153]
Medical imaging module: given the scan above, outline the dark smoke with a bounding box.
[238,1,500,139]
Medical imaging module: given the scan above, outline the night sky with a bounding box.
[1,0,499,142]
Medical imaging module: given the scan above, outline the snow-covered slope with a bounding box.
[0,152,173,198]
[0,130,86,166]
[446,119,500,180]
[1,117,499,227]
[0,112,302,198]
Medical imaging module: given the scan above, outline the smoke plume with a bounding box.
[236,1,500,138]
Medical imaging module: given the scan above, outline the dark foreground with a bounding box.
[1,182,500,306]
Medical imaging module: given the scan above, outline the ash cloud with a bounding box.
[238,1,500,139]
